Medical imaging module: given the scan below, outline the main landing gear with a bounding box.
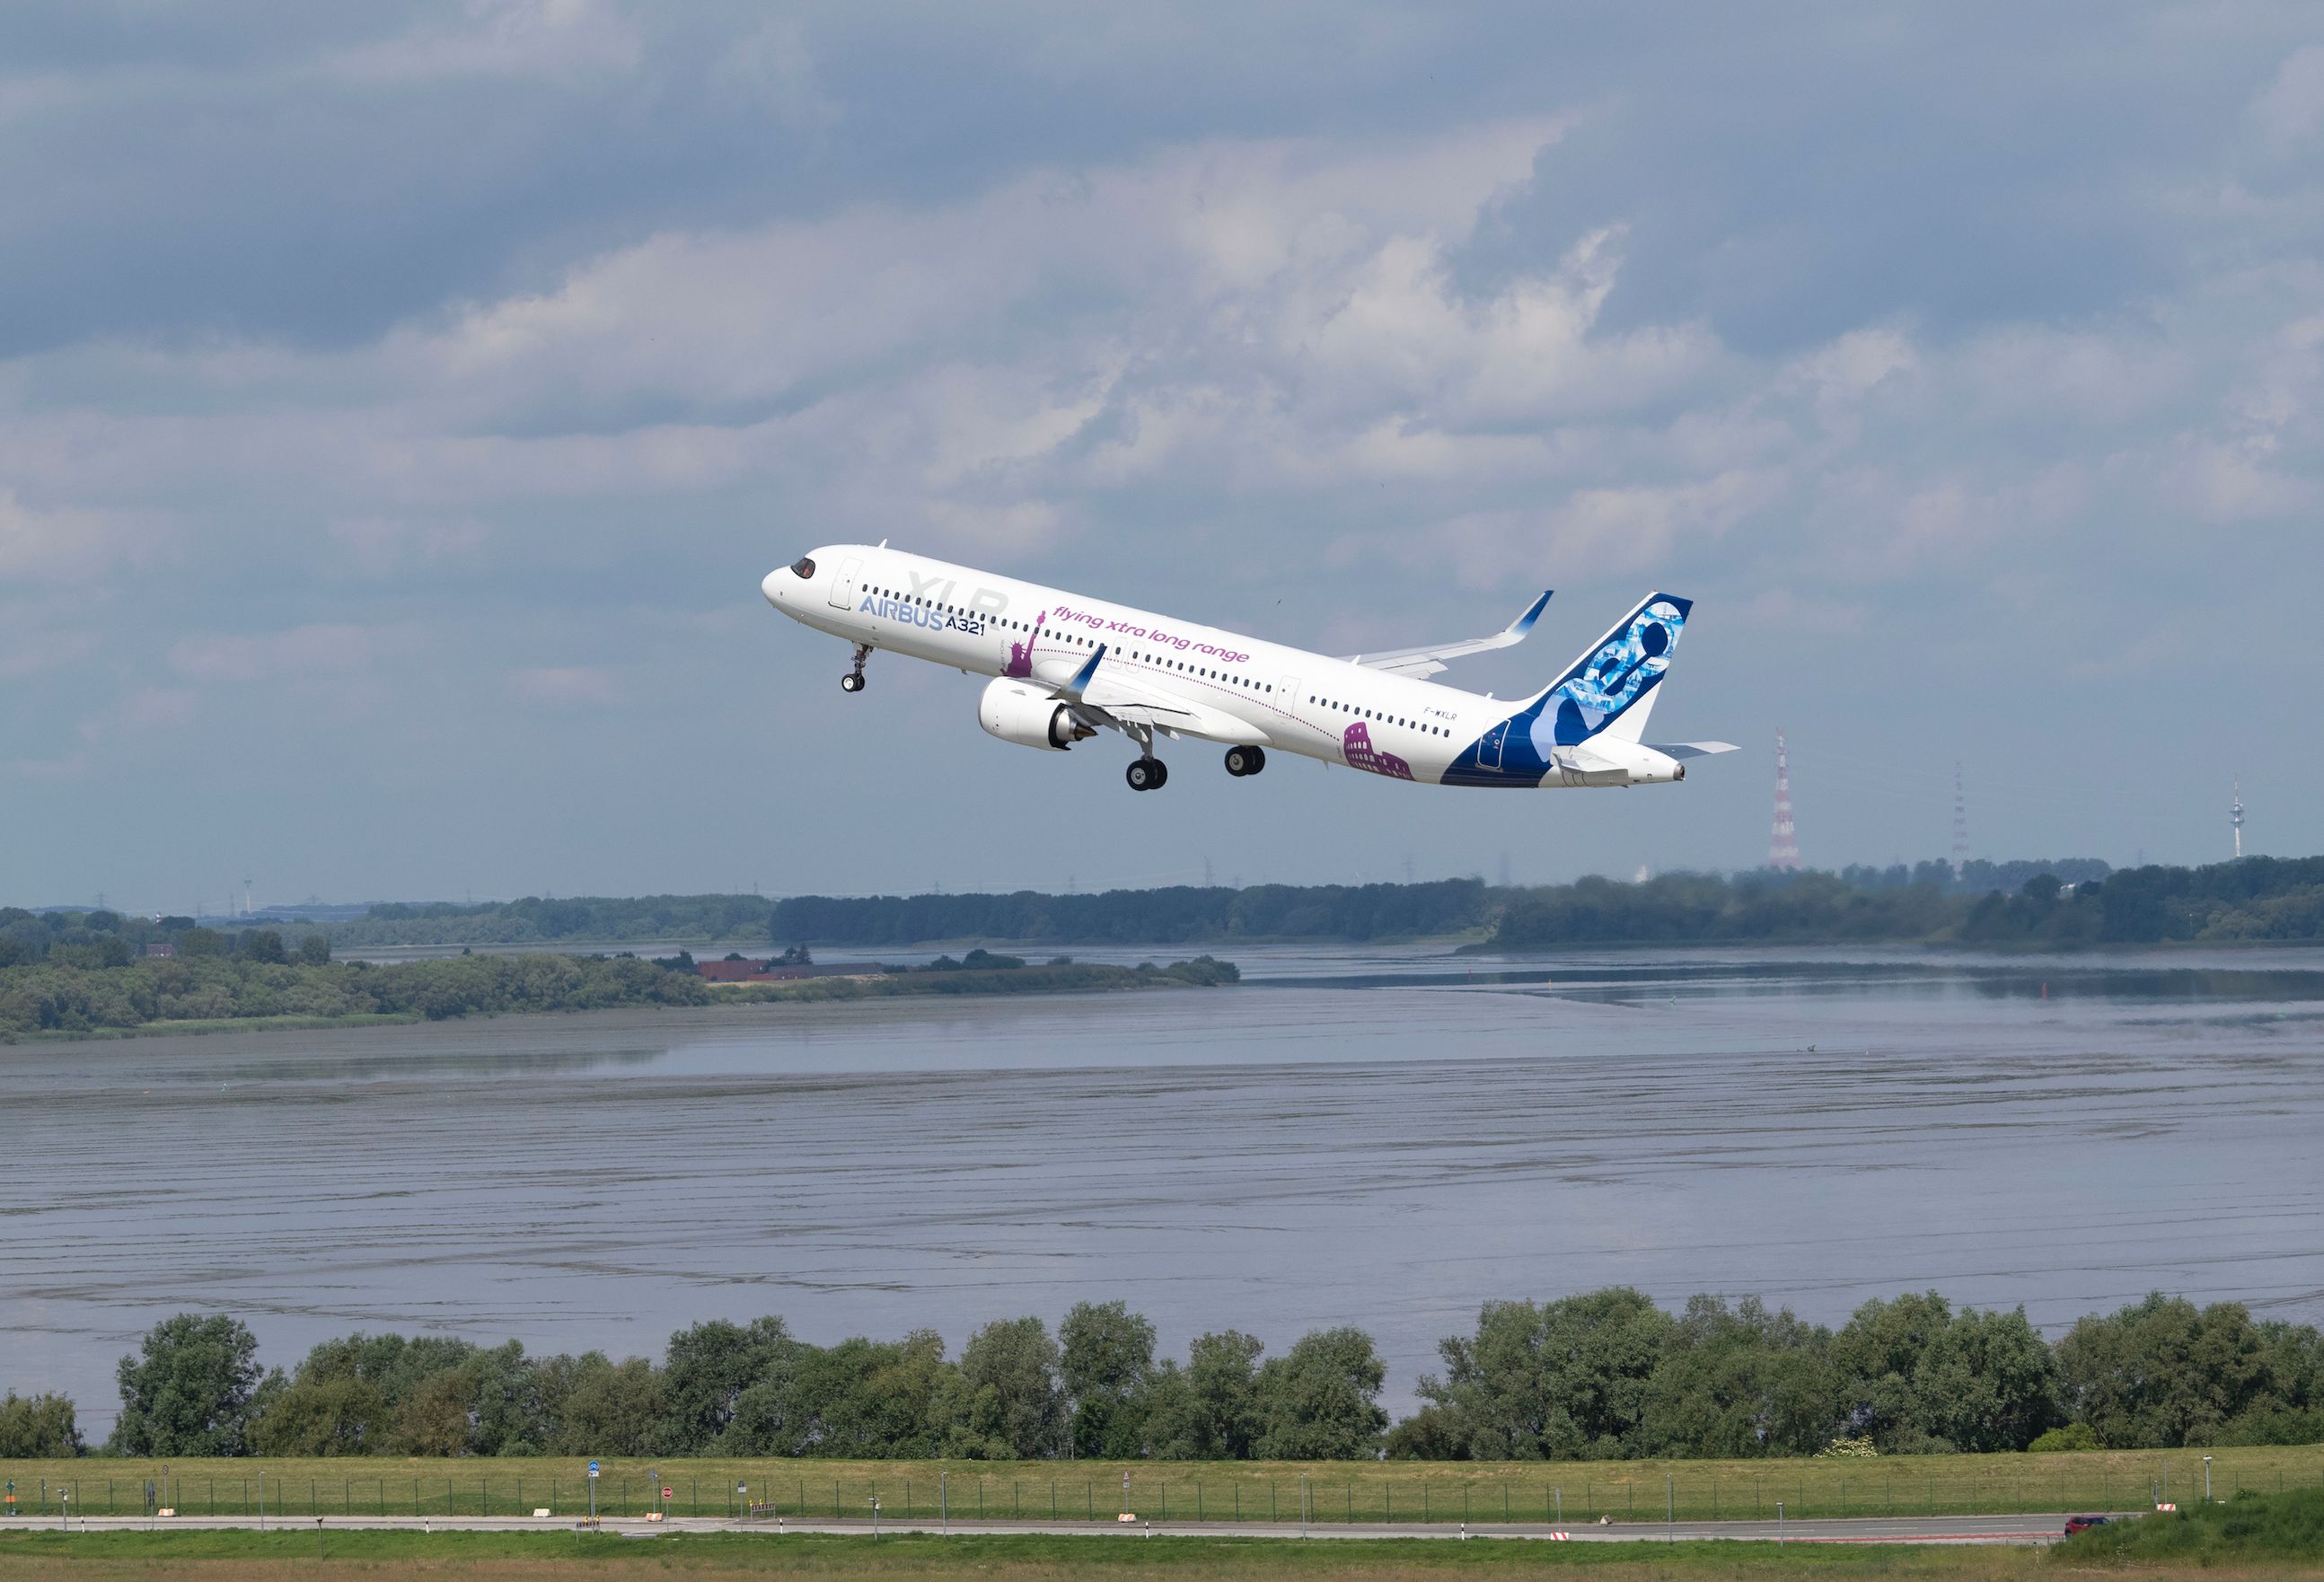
[840,644,872,693]
[1126,757,1169,792]
[1224,745,1267,778]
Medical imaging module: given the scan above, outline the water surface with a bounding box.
[4,944,2320,1428]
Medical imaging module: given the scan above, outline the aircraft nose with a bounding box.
[761,567,787,606]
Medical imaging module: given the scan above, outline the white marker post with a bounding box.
[587,1461,600,1527]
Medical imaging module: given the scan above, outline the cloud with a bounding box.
[330,520,489,576]
[319,0,639,83]
[508,665,622,707]
[169,624,387,682]
[2250,45,2324,152]
[3,5,2323,887]
[0,491,152,582]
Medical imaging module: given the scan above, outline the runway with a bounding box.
[27,1512,2105,1545]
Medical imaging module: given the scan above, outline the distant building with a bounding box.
[144,943,178,959]
[698,959,814,983]
[696,959,878,983]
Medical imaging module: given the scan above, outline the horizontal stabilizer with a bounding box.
[1342,590,1553,679]
[1648,742,1738,760]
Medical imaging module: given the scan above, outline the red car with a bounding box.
[2064,1516,2111,1535]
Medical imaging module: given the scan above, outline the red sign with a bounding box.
[663,1488,674,1500]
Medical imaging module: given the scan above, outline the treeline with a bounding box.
[332,895,773,947]
[14,1288,2319,1463]
[0,948,715,1039]
[0,944,1237,1040]
[1488,857,2324,949]
[770,882,1494,946]
[17,855,2324,962]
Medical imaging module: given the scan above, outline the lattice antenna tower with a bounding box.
[2232,778,2245,860]
[1950,762,1969,876]
[1767,729,1802,870]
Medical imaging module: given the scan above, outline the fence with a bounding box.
[4,1458,2320,1523]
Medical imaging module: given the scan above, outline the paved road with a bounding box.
[24,1512,2113,1545]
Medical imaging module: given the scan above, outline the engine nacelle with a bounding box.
[1550,738,1686,787]
[979,678,1096,752]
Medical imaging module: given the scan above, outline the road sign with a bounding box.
[587,1462,601,1479]
[663,1488,674,1501]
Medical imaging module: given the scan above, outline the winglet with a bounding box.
[1060,643,1107,702]
[1507,590,1554,638]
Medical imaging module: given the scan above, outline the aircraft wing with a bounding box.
[1339,590,1553,678]
[1036,646,1270,745]
[1078,672,1270,745]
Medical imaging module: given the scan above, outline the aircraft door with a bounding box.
[827,556,862,611]
[1479,718,1508,770]
[1280,675,1302,725]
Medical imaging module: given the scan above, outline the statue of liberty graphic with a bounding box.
[1005,611,1050,679]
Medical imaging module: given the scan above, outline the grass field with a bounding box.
[5,1445,2319,1525]
[0,1530,2126,1582]
[4,1525,2324,1582]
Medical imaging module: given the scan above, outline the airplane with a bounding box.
[761,544,1735,792]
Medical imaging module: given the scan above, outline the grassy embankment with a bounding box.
[0,1531,2120,1582]
[2060,1483,2324,1561]
[4,1445,2316,1525]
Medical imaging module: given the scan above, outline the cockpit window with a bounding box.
[790,556,816,578]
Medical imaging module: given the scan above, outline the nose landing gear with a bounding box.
[1224,745,1266,778]
[840,644,872,694]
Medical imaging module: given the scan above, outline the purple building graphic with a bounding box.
[1342,721,1413,781]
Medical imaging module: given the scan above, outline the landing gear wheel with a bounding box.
[1225,745,1267,778]
[841,643,872,694]
[1126,757,1168,792]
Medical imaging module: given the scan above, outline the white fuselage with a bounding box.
[768,544,1496,784]
[764,544,1712,791]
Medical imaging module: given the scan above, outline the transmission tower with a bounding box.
[1950,763,1969,875]
[2232,778,2245,859]
[1767,729,1801,870]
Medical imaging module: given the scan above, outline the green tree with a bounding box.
[958,1316,1065,1459]
[729,1332,961,1458]
[108,1314,270,1456]
[659,1316,793,1452]
[1833,1293,2058,1453]
[1417,1289,1673,1460]
[296,933,332,966]
[2056,1295,2281,1446]
[0,1392,84,1457]
[1640,1296,1836,1458]
[1143,1330,1264,1459]
[548,1355,665,1456]
[1253,1327,1387,1459]
[1060,1300,1155,1458]
[238,930,289,964]
[250,1375,384,1455]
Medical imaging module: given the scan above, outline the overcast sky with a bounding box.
[4,2,2319,910]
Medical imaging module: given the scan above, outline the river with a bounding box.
[4,943,2320,1431]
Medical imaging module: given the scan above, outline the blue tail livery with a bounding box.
[1442,593,1693,787]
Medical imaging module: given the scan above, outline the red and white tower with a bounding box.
[2232,778,2244,859]
[1768,729,1801,870]
[1950,762,1970,875]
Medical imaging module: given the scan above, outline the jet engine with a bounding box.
[979,678,1096,751]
